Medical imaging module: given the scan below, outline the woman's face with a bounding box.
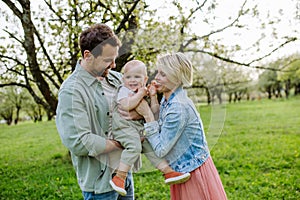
[154,68,177,95]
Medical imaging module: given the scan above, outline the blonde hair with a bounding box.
[157,52,193,87]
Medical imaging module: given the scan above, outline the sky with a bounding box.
[145,0,299,63]
[1,0,299,65]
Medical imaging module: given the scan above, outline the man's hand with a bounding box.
[140,136,145,143]
[109,139,124,150]
[103,139,124,153]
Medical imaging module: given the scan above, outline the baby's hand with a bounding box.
[147,80,157,96]
[137,87,148,97]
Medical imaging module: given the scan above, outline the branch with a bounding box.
[77,1,118,22]
[117,0,126,16]
[280,58,300,70]
[115,0,141,33]
[5,67,24,77]
[0,83,27,88]
[182,0,247,50]
[43,0,68,23]
[181,0,208,30]
[33,26,64,84]
[186,48,296,72]
[202,0,248,39]
[40,70,61,89]
[2,0,23,19]
[0,55,37,83]
[246,37,298,65]
[3,30,23,45]
[0,54,25,66]
[178,0,208,52]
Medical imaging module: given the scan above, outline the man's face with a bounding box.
[87,44,119,77]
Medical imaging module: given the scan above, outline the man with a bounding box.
[56,23,135,200]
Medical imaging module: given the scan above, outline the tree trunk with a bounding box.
[217,92,222,104]
[295,83,300,95]
[206,88,211,105]
[228,93,232,103]
[14,106,21,125]
[284,79,290,98]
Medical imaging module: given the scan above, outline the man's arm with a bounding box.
[56,87,122,157]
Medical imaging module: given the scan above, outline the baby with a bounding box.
[110,60,190,196]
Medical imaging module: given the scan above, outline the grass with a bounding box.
[0,97,299,199]
[215,98,300,200]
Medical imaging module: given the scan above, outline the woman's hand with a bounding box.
[147,80,157,96]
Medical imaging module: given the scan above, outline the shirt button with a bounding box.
[105,131,108,135]
[107,112,109,116]
[102,92,105,95]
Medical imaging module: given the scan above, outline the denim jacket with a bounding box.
[144,86,210,173]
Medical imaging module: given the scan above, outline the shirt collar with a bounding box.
[75,60,98,86]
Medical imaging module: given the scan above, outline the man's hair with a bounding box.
[79,24,121,57]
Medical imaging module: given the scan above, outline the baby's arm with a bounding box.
[119,87,148,111]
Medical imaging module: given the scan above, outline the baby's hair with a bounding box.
[123,60,147,75]
[157,52,193,87]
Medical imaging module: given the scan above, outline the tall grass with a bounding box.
[0,97,299,199]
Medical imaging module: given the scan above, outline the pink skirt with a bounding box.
[170,156,227,200]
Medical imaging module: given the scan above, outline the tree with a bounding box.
[278,54,300,97]
[0,88,15,125]
[258,68,280,99]
[0,0,299,115]
[0,0,148,118]
[0,86,32,125]
[223,67,252,103]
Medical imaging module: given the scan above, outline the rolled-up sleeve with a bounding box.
[144,121,159,136]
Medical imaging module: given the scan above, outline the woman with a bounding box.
[136,52,227,200]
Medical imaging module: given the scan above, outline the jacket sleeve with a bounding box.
[55,87,107,157]
[145,102,186,158]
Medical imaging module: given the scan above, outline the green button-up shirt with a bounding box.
[56,60,122,193]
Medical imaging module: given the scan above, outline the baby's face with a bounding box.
[123,65,147,92]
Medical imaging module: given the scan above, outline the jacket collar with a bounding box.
[75,60,122,87]
[161,85,184,105]
[75,60,98,86]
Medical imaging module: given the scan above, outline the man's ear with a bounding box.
[83,50,93,60]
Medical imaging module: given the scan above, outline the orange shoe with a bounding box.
[164,171,191,185]
[109,176,127,196]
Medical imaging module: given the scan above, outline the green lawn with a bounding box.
[0,97,299,199]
